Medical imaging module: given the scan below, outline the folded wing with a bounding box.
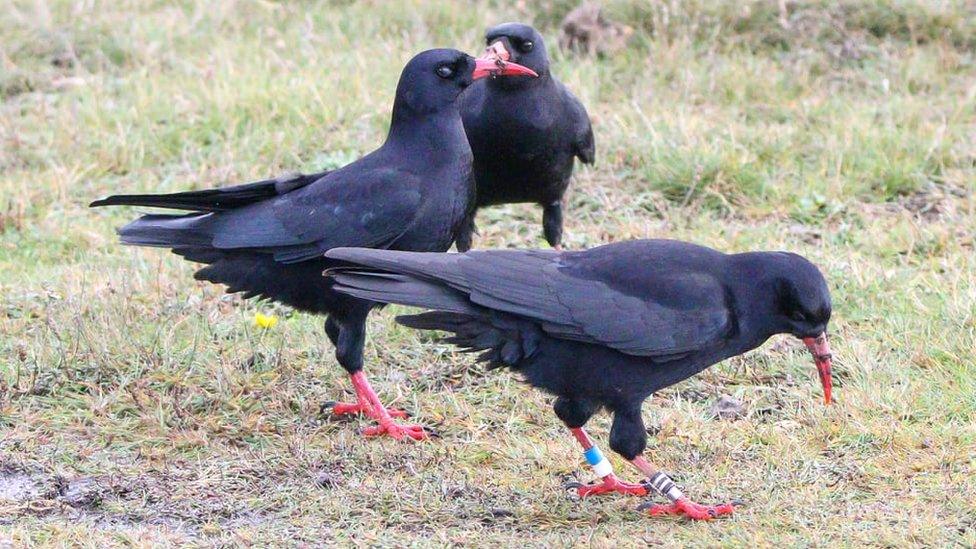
[326,246,731,361]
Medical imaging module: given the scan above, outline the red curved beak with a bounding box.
[473,41,538,79]
[803,333,833,405]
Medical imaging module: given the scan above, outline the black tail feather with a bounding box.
[172,247,225,265]
[396,311,539,368]
[116,213,213,248]
[329,270,476,315]
[325,250,543,368]
[90,170,330,211]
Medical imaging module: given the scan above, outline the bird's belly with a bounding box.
[517,339,717,408]
[518,341,651,404]
[474,153,572,206]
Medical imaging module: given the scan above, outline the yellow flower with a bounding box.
[254,312,279,329]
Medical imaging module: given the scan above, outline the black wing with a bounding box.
[204,168,423,263]
[326,245,731,360]
[565,90,595,165]
[115,168,423,264]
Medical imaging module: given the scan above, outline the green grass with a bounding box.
[2,0,975,546]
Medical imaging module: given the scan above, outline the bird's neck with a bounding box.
[725,253,784,345]
[487,71,551,93]
[384,103,470,162]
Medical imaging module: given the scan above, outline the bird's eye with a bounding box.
[518,40,534,53]
[436,65,454,79]
[790,311,808,322]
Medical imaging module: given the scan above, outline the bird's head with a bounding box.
[734,251,834,405]
[478,23,549,87]
[767,252,834,404]
[394,48,538,114]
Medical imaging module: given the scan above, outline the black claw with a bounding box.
[320,401,338,415]
[411,424,440,438]
[562,480,584,490]
[731,499,745,507]
[636,501,654,512]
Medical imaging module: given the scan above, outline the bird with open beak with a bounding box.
[460,22,595,252]
[472,41,539,79]
[326,240,834,520]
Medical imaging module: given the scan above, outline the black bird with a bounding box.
[91,48,537,440]
[325,239,834,519]
[459,22,595,251]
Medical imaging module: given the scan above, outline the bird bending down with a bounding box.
[460,23,595,251]
[325,239,834,519]
[91,48,537,441]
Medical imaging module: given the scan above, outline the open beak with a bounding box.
[473,41,537,79]
[802,333,833,405]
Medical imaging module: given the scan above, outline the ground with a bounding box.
[2,0,975,547]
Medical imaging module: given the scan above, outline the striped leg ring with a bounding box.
[583,446,613,478]
[647,472,684,502]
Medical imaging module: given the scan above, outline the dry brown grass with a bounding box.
[2,0,975,546]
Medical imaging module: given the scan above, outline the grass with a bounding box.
[2,0,975,546]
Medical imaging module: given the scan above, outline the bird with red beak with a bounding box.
[805,332,833,404]
[326,241,835,520]
[91,48,538,441]
[472,46,538,79]
[460,23,595,252]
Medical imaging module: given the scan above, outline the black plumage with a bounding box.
[88,170,331,212]
[326,239,834,518]
[90,48,538,440]
[460,23,594,250]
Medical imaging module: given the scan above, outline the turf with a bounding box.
[2,0,975,546]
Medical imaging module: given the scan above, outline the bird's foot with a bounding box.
[566,474,649,498]
[362,419,429,441]
[337,371,428,441]
[638,497,736,520]
[328,400,409,419]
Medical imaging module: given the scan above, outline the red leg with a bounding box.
[344,371,427,441]
[330,395,408,419]
[630,456,736,521]
[566,427,648,497]
[639,498,735,520]
[573,473,648,498]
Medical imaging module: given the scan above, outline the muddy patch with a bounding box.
[0,461,277,537]
[0,471,46,502]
